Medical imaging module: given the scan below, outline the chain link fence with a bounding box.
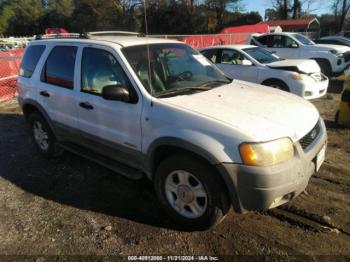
[150,33,251,49]
[0,37,31,102]
[0,48,24,102]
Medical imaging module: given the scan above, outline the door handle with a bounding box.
[40,91,50,97]
[79,102,94,110]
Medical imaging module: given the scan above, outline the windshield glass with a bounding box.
[243,47,280,64]
[122,43,230,97]
[293,34,315,45]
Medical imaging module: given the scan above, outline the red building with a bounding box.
[258,18,320,33]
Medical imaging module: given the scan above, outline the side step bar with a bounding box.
[60,142,143,180]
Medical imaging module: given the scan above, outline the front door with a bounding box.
[216,49,258,82]
[75,45,143,168]
[268,35,300,59]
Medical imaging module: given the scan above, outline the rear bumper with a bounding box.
[217,118,327,213]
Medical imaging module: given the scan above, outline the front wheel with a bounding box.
[154,155,230,230]
[262,79,290,92]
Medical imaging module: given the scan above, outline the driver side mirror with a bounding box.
[242,60,253,66]
[291,43,299,48]
[102,85,130,102]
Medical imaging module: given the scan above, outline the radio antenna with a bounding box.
[143,0,154,101]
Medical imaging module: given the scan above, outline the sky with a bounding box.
[243,0,331,20]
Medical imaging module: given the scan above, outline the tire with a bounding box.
[262,79,290,92]
[28,112,63,158]
[154,155,230,230]
[316,60,332,78]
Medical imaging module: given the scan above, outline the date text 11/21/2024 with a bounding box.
[127,255,219,261]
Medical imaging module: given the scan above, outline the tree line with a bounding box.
[0,0,263,36]
[0,0,349,37]
[265,0,350,34]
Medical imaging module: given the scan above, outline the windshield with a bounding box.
[122,43,230,97]
[292,34,315,45]
[243,47,280,64]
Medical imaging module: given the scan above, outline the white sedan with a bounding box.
[199,45,329,99]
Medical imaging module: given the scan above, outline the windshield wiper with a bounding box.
[199,80,231,87]
[155,86,211,98]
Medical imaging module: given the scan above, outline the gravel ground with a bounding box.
[0,81,349,260]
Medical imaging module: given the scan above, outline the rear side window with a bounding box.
[42,46,77,89]
[20,45,46,78]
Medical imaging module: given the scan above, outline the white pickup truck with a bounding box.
[248,32,350,77]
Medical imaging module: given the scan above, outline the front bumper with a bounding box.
[332,57,350,75]
[302,79,329,100]
[217,118,327,213]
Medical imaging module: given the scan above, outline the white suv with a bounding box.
[18,33,327,229]
[249,32,350,77]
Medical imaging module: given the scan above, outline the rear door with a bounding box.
[38,44,80,140]
[75,44,143,168]
[215,49,258,82]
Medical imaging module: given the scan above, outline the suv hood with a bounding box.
[316,44,350,53]
[304,44,350,53]
[162,80,319,142]
[266,59,320,74]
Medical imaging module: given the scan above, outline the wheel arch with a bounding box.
[146,137,237,209]
[147,137,220,176]
[21,99,55,134]
[311,58,332,74]
[261,78,290,91]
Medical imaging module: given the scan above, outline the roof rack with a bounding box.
[87,31,144,37]
[35,33,88,40]
[34,31,145,41]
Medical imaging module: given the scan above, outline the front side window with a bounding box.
[292,34,314,45]
[220,49,246,65]
[42,46,77,89]
[255,35,272,47]
[243,47,280,64]
[20,45,46,78]
[81,48,131,96]
[271,35,298,48]
[122,44,230,98]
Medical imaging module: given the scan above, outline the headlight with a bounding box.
[290,72,304,80]
[330,50,344,57]
[239,138,294,166]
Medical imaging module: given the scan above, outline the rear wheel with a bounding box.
[262,79,290,92]
[154,155,230,230]
[28,112,63,158]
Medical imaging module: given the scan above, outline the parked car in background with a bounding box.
[200,45,328,99]
[315,36,350,47]
[248,32,350,77]
[335,31,350,39]
[18,34,327,229]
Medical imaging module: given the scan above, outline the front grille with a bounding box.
[299,121,321,150]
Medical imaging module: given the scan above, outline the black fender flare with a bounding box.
[21,99,56,136]
[146,137,241,212]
